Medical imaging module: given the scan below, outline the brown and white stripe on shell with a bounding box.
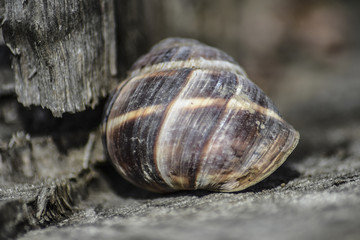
[103,38,299,193]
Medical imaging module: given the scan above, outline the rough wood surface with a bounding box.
[0,130,104,239]
[1,0,116,117]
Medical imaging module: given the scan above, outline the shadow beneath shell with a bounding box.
[95,160,300,199]
[241,162,300,193]
[94,161,167,200]
[95,161,218,199]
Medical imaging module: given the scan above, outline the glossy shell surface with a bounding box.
[103,38,299,193]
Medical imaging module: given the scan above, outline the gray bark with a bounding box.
[0,130,104,239]
[1,0,116,117]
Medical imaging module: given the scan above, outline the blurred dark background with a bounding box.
[1,0,360,157]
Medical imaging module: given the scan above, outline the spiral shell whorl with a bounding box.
[103,38,299,192]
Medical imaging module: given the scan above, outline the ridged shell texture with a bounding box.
[103,38,299,193]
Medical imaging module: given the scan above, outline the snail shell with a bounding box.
[103,38,299,193]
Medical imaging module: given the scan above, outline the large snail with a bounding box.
[102,38,299,193]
